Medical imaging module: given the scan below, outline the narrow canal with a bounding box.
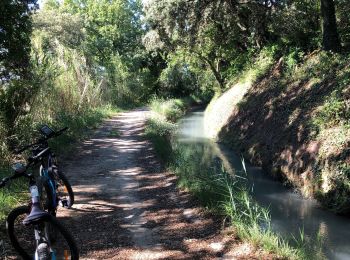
[177,110,350,260]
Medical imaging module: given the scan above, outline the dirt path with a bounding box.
[53,108,268,259]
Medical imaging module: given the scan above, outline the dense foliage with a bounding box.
[143,0,350,94]
[1,0,349,148]
[0,0,37,81]
[0,0,154,162]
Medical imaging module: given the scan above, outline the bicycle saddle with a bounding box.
[23,203,50,225]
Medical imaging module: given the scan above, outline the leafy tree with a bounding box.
[41,0,156,104]
[0,0,38,81]
[143,0,277,89]
[0,0,38,136]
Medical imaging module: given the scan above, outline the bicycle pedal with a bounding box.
[36,243,50,259]
[59,199,68,208]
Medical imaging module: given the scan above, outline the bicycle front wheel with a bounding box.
[54,169,74,208]
[6,206,79,260]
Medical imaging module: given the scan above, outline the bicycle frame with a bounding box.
[39,150,59,212]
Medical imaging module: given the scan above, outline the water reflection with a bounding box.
[177,111,350,260]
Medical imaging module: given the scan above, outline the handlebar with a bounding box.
[14,126,68,154]
[0,177,10,188]
[15,142,40,154]
[0,174,22,188]
[28,147,50,163]
[0,147,50,189]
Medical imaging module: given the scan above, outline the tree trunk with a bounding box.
[192,51,225,89]
[321,0,341,52]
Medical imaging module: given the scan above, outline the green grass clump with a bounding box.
[146,97,194,162]
[145,117,176,163]
[0,167,27,222]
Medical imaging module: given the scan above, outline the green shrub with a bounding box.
[315,95,348,128]
[237,45,278,84]
[145,117,176,163]
[149,97,194,122]
[285,47,305,73]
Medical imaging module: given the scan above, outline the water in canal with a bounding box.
[177,110,350,260]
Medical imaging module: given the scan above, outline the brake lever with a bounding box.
[14,140,40,155]
[14,146,29,155]
[54,127,69,137]
[0,177,10,188]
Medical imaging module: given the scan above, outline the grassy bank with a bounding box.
[146,97,198,162]
[204,46,276,139]
[146,98,324,259]
[0,105,120,222]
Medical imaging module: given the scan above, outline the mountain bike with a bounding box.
[1,148,79,259]
[15,125,74,215]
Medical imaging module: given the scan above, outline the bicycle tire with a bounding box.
[6,206,79,260]
[55,170,74,208]
[37,176,56,215]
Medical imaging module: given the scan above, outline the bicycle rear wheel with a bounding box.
[6,206,79,260]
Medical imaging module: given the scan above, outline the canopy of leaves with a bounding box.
[0,0,38,82]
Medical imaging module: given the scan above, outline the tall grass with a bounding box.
[146,97,195,162]
[0,167,27,222]
[171,143,325,259]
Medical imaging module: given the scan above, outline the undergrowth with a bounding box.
[287,51,350,213]
[145,117,176,163]
[146,97,196,162]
